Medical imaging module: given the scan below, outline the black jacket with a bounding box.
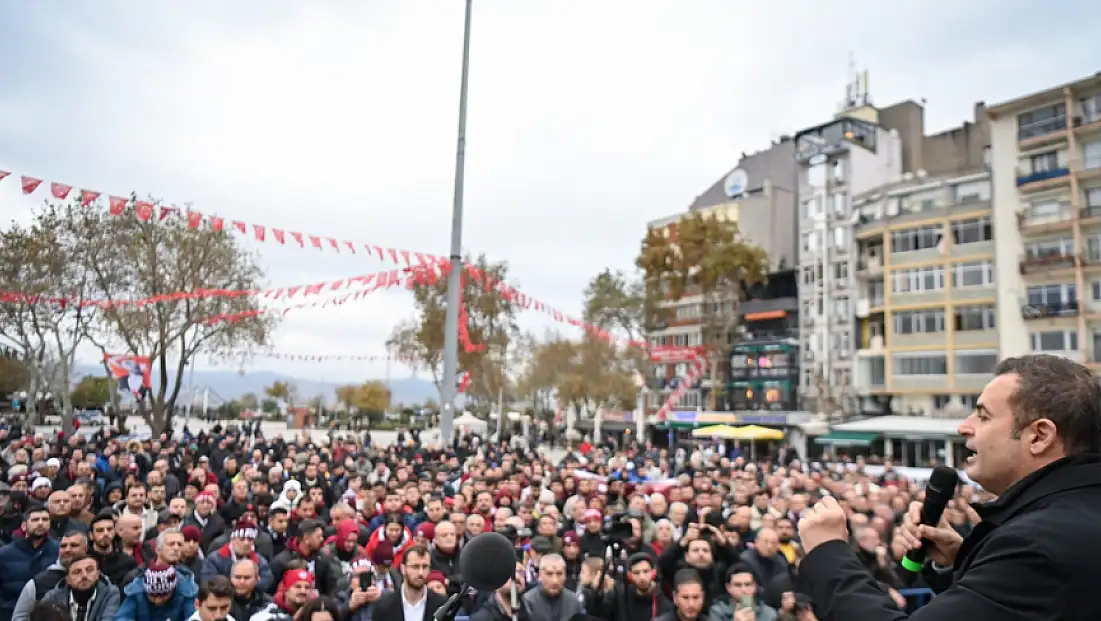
[800,454,1101,621]
[371,588,448,621]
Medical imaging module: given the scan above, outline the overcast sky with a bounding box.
[1,0,1098,384]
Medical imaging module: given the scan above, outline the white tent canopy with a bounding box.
[454,412,489,428]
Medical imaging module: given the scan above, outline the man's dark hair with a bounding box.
[65,554,97,573]
[29,601,68,621]
[199,575,234,602]
[994,354,1101,453]
[725,562,759,585]
[402,544,431,565]
[269,506,289,516]
[24,503,49,521]
[298,519,324,536]
[673,568,703,592]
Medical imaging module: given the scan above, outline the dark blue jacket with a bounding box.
[0,537,61,620]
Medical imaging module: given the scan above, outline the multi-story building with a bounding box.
[988,73,1101,366]
[646,139,797,413]
[727,268,800,411]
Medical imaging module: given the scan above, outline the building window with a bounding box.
[1026,238,1074,259]
[801,197,822,220]
[1088,187,1101,208]
[675,304,701,320]
[832,262,849,285]
[832,160,845,184]
[833,192,848,217]
[891,226,943,253]
[951,216,992,244]
[834,296,850,317]
[833,226,849,249]
[1030,330,1078,352]
[893,309,946,334]
[933,394,952,409]
[954,261,995,288]
[893,354,948,376]
[1026,284,1076,306]
[1017,103,1066,140]
[956,350,998,375]
[955,305,996,331]
[953,181,990,203]
[892,267,946,294]
[1029,151,1059,174]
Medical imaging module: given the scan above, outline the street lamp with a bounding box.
[440,0,475,445]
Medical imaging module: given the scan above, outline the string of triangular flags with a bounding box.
[0,168,644,349]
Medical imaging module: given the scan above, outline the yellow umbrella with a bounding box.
[729,425,785,441]
[691,424,740,439]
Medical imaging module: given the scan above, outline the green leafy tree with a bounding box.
[70,375,111,410]
[637,211,768,410]
[265,380,297,405]
[239,392,260,410]
[260,398,279,414]
[0,356,31,395]
[387,254,518,405]
[335,380,391,427]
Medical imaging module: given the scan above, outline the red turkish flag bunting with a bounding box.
[309,236,322,249]
[344,241,356,254]
[304,283,324,296]
[233,221,246,234]
[387,248,399,263]
[80,190,101,206]
[50,182,72,199]
[253,224,266,242]
[135,201,154,222]
[272,229,285,244]
[400,250,411,267]
[108,196,128,216]
[373,246,384,259]
[210,217,225,232]
[328,238,340,251]
[285,286,302,297]
[159,206,178,221]
[186,212,204,229]
[21,176,42,194]
[0,171,9,182]
[290,231,304,246]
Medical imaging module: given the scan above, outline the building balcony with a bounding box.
[1075,154,1101,181]
[1081,205,1101,221]
[856,254,883,278]
[1021,300,1080,320]
[1019,252,1078,275]
[1017,116,1069,148]
[1017,203,1074,234]
[1016,166,1070,190]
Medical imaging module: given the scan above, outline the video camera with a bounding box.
[601,512,635,544]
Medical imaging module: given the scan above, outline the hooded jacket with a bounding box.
[114,565,199,621]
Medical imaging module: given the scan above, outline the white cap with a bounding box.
[46,458,60,469]
[31,477,52,491]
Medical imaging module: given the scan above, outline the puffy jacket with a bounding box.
[41,577,121,621]
[0,537,60,620]
[201,544,275,592]
[114,565,199,621]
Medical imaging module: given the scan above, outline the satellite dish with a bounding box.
[724,169,748,198]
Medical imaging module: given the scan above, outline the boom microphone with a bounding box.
[900,465,960,573]
[457,532,518,590]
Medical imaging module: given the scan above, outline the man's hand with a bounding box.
[734,606,756,621]
[897,501,963,567]
[680,523,699,547]
[797,496,849,554]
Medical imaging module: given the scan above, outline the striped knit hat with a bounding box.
[231,517,258,540]
[144,563,178,596]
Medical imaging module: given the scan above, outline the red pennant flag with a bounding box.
[21,176,43,194]
[309,236,322,249]
[80,189,101,206]
[400,250,412,267]
[272,229,285,244]
[186,212,204,229]
[233,221,247,234]
[209,217,225,232]
[344,241,356,254]
[330,279,344,290]
[304,283,324,296]
[328,238,340,252]
[135,201,154,222]
[0,171,9,182]
[373,246,384,258]
[285,286,302,297]
[108,196,128,216]
[458,371,471,394]
[290,232,304,246]
[253,225,266,242]
[159,206,178,221]
[414,252,429,267]
[50,182,72,199]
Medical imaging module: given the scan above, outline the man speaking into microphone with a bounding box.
[796,355,1101,620]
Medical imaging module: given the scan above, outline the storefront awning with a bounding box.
[815,431,880,447]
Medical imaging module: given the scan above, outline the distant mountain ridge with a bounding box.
[71,363,439,406]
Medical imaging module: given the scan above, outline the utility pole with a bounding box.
[440,0,474,445]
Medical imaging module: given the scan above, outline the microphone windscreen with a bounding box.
[458,532,516,590]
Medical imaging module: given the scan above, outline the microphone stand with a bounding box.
[433,582,469,621]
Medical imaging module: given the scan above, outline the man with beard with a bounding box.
[593,553,672,621]
[264,507,290,558]
[522,554,582,621]
[469,562,529,621]
[11,530,89,621]
[0,506,60,620]
[250,568,315,621]
[188,576,234,621]
[89,510,138,589]
[269,519,341,596]
[227,559,272,621]
[47,491,89,538]
[39,555,121,621]
[371,545,447,621]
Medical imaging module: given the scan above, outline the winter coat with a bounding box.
[41,577,121,621]
[0,537,61,621]
[114,565,199,621]
[201,544,275,592]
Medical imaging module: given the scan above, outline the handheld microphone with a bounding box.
[435,532,517,621]
[900,465,960,573]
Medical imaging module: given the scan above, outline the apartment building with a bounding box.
[851,169,994,415]
[645,138,797,412]
[989,73,1101,366]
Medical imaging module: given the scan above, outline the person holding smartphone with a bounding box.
[707,564,778,621]
[341,559,382,621]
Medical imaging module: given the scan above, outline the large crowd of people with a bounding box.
[0,412,977,621]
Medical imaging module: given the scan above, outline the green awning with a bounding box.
[815,431,880,447]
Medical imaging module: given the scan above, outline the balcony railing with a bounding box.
[1081,154,1101,171]
[1081,205,1101,220]
[1019,252,1078,274]
[1021,300,1079,320]
[1016,167,1070,187]
[1018,116,1067,141]
[1017,202,1074,228]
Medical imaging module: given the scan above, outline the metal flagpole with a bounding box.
[440,0,474,445]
